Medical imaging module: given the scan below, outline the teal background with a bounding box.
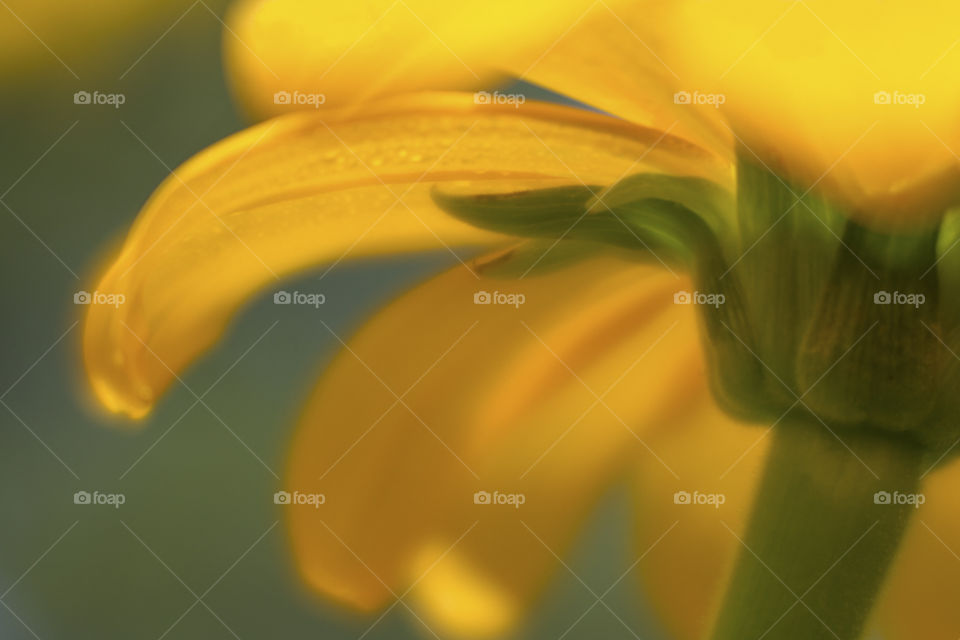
[0,5,667,638]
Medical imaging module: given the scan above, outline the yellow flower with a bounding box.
[82,0,960,638]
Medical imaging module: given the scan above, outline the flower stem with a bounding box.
[708,415,924,640]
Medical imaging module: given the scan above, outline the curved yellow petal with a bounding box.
[223,0,595,119]
[632,399,770,640]
[84,93,720,420]
[876,457,960,640]
[283,251,703,636]
[635,0,960,225]
[227,0,960,221]
[223,0,731,160]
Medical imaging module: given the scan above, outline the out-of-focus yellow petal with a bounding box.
[223,0,595,119]
[283,252,703,635]
[224,0,960,222]
[876,458,960,640]
[636,0,960,225]
[506,1,732,160]
[223,0,730,159]
[84,93,723,420]
[632,401,769,640]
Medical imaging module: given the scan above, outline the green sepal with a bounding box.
[797,222,942,436]
[918,208,960,461]
[610,197,770,421]
[432,172,735,266]
[589,172,735,247]
[729,152,960,453]
[433,182,702,266]
[732,150,847,393]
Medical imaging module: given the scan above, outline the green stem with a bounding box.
[708,415,925,640]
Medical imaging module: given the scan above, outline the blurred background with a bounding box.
[0,2,667,637]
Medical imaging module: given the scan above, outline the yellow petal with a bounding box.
[632,398,770,640]
[283,250,703,636]
[876,457,960,640]
[223,0,732,160]
[504,1,732,160]
[84,93,723,419]
[223,0,595,119]
[637,1,960,225]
